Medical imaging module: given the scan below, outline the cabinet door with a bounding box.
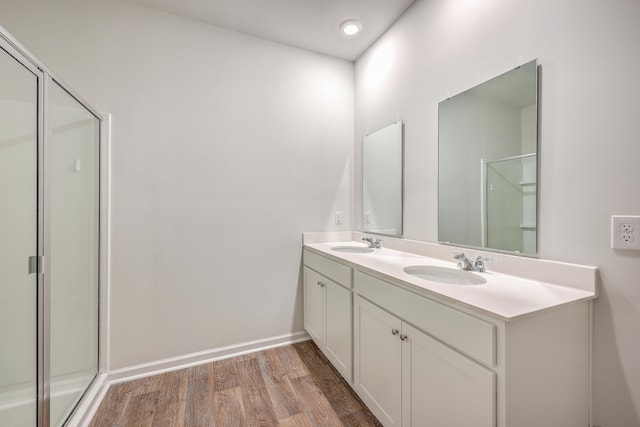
[402,322,495,427]
[324,280,352,382]
[354,296,402,426]
[303,267,324,345]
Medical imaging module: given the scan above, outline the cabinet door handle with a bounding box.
[391,329,399,336]
[399,334,408,341]
[317,281,325,287]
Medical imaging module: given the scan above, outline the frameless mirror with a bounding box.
[438,60,538,255]
[363,120,403,236]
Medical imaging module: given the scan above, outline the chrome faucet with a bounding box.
[473,256,491,273]
[453,253,491,272]
[362,237,382,249]
[453,253,474,270]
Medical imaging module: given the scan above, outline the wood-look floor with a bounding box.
[89,340,382,427]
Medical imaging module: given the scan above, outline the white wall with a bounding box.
[355,0,640,425]
[0,0,353,370]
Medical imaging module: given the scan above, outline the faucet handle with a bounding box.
[474,256,492,272]
[363,237,382,249]
[453,253,473,270]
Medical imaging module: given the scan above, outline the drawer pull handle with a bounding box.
[317,281,325,287]
[400,334,408,341]
[391,329,399,336]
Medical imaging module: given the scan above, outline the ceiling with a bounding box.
[125,0,417,61]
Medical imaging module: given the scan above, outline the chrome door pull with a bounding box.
[28,256,43,274]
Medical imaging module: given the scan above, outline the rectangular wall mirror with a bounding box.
[363,120,403,237]
[438,60,538,255]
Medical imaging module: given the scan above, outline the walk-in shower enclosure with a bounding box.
[1,27,102,426]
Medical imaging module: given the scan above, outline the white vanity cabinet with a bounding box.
[302,244,592,427]
[303,250,353,382]
[353,269,590,427]
[354,275,495,427]
[401,321,495,427]
[353,295,403,426]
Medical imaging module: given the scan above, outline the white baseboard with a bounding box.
[108,331,310,385]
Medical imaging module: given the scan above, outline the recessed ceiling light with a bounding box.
[340,20,362,37]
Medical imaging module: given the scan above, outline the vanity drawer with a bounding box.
[354,270,496,367]
[303,249,352,289]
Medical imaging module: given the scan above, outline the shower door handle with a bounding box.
[28,256,43,274]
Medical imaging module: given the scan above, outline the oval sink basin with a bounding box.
[331,245,375,254]
[403,265,486,285]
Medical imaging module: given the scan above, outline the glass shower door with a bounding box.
[0,46,39,427]
[48,81,100,427]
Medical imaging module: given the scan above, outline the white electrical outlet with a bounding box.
[611,215,640,250]
[335,211,343,225]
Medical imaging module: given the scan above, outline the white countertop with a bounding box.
[304,241,598,321]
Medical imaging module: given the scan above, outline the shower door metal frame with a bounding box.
[45,74,103,427]
[0,32,47,427]
[0,25,104,427]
